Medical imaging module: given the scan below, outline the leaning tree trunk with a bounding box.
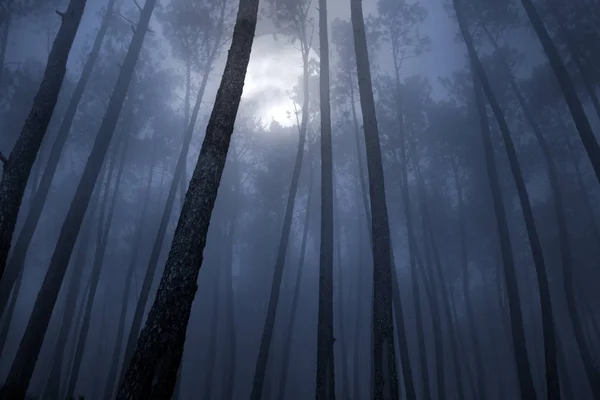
[117,11,225,382]
[0,0,87,282]
[350,0,404,398]
[460,42,539,400]
[485,27,600,397]
[456,3,560,398]
[40,177,103,400]
[390,59,434,400]
[520,0,600,184]
[451,156,486,400]
[0,2,154,396]
[116,0,259,397]
[276,150,314,400]
[102,142,158,400]
[65,133,130,400]
[250,37,310,400]
[315,0,335,397]
[0,0,117,315]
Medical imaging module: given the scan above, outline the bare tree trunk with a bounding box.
[391,70,433,400]
[201,266,222,400]
[485,27,600,397]
[455,2,561,398]
[0,1,153,393]
[316,0,335,397]
[276,153,314,400]
[116,0,259,396]
[0,0,87,282]
[520,0,600,183]
[0,0,117,317]
[179,60,192,210]
[118,11,226,382]
[250,39,310,400]
[102,148,157,400]
[40,181,102,400]
[350,0,406,398]
[451,156,486,399]
[65,133,130,400]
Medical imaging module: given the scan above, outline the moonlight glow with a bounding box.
[242,35,314,127]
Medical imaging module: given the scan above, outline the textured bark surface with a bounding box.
[315,0,335,397]
[350,0,402,398]
[0,0,117,315]
[0,1,154,396]
[0,0,87,283]
[116,0,259,397]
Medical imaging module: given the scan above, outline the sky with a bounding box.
[5,0,467,127]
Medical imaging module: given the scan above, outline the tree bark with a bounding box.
[0,0,87,282]
[315,0,335,397]
[116,0,259,396]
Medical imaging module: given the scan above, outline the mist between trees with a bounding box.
[0,0,599,399]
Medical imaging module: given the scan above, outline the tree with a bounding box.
[0,1,156,397]
[0,0,117,318]
[453,1,548,398]
[520,0,600,184]
[0,0,87,281]
[350,0,404,398]
[117,0,228,386]
[116,0,260,396]
[315,0,335,397]
[249,0,314,397]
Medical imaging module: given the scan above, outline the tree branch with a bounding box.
[55,10,64,18]
[0,150,7,166]
[132,0,143,11]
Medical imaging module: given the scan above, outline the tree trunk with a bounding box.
[40,180,102,400]
[0,0,87,282]
[65,132,130,400]
[0,0,117,316]
[316,0,335,397]
[451,156,486,400]
[390,55,433,400]
[179,60,192,209]
[350,0,405,398]
[201,265,222,400]
[116,0,259,396]
[0,1,153,394]
[102,147,157,400]
[485,27,600,397]
[276,152,314,400]
[118,10,226,383]
[250,36,310,400]
[520,0,600,183]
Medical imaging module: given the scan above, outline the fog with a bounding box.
[0,0,599,399]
